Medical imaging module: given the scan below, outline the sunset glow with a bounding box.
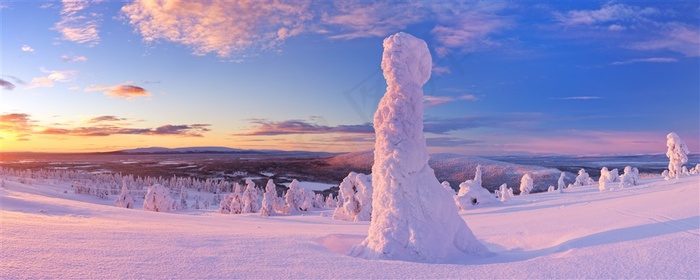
[1,1,698,155]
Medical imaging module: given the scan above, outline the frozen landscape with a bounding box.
[1,168,698,278]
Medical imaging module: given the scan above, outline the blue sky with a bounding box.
[1,1,698,155]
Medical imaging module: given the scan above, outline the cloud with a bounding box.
[424,113,543,134]
[432,65,451,75]
[53,0,100,45]
[321,2,425,40]
[550,96,603,100]
[4,75,26,85]
[424,94,478,107]
[431,14,509,57]
[235,119,373,136]
[627,23,700,57]
[86,84,151,99]
[121,0,312,57]
[86,115,127,123]
[0,113,36,140]
[0,79,15,90]
[40,123,211,137]
[610,57,678,65]
[61,55,88,62]
[27,69,76,89]
[554,3,658,26]
[21,45,34,53]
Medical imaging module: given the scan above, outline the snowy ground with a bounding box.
[1,175,698,279]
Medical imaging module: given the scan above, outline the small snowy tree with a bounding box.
[284,179,304,213]
[519,174,533,195]
[325,194,338,208]
[333,172,373,221]
[143,184,173,212]
[666,132,690,179]
[455,165,498,210]
[499,184,511,202]
[179,185,188,210]
[114,181,134,209]
[690,164,700,175]
[229,183,243,214]
[574,169,595,186]
[598,167,616,191]
[242,179,260,214]
[557,172,566,193]
[260,179,277,217]
[619,166,638,188]
[299,188,315,211]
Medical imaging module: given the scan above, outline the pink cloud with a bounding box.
[85,84,152,100]
[53,0,100,45]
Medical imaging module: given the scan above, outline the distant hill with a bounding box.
[325,150,572,193]
[112,146,333,158]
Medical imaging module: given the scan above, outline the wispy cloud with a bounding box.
[21,45,34,53]
[0,79,16,90]
[85,84,152,100]
[53,0,100,45]
[551,96,603,100]
[234,119,373,136]
[27,69,76,89]
[321,2,425,40]
[61,54,88,62]
[553,3,699,57]
[424,94,478,108]
[1,112,211,140]
[610,57,678,65]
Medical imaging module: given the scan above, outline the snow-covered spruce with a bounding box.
[143,184,173,212]
[351,32,489,262]
[260,179,277,216]
[666,132,690,179]
[242,179,260,214]
[114,180,134,209]
[454,165,498,210]
[598,167,619,191]
[284,179,304,213]
[498,184,512,202]
[557,172,566,193]
[333,172,373,222]
[619,166,639,188]
[519,174,533,195]
[574,169,595,186]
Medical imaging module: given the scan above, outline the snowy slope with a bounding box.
[1,174,698,278]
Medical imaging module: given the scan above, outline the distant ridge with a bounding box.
[112,146,334,157]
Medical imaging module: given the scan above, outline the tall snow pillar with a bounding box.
[351,32,489,262]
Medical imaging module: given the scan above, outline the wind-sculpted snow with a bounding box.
[350,33,489,262]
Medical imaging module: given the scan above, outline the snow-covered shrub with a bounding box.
[547,186,556,192]
[599,167,618,191]
[242,179,259,214]
[666,132,690,179]
[143,184,173,212]
[661,170,671,181]
[229,183,243,214]
[114,181,134,209]
[333,172,373,221]
[574,169,595,186]
[619,166,639,189]
[284,179,304,213]
[519,174,533,195]
[557,172,566,192]
[498,184,511,202]
[681,166,690,176]
[690,164,700,175]
[260,179,276,216]
[454,165,498,210]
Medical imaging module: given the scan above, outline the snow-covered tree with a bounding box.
[114,180,134,209]
[333,172,373,221]
[178,185,188,210]
[260,179,276,216]
[455,165,497,209]
[666,132,690,179]
[498,184,511,202]
[662,170,671,180]
[313,193,325,208]
[217,194,232,214]
[229,183,243,214]
[351,33,489,261]
[192,196,201,210]
[557,172,566,193]
[619,166,639,188]
[325,194,338,208]
[284,179,304,213]
[547,186,556,192]
[599,167,618,191]
[574,169,595,186]
[242,179,259,214]
[299,188,315,211]
[519,174,533,195]
[690,164,700,175]
[143,184,173,212]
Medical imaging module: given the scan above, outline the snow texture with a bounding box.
[666,132,690,179]
[351,32,489,262]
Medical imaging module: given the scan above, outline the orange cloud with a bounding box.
[85,84,151,99]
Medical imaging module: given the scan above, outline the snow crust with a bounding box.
[350,32,489,262]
